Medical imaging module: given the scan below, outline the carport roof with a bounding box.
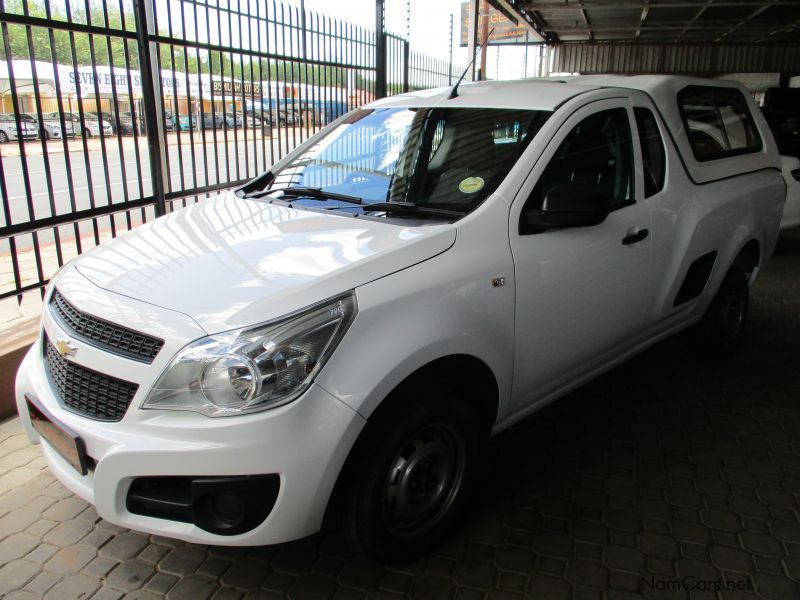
[492,0,800,44]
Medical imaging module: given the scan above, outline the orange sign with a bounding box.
[460,2,530,46]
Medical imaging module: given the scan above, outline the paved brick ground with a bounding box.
[1,230,799,599]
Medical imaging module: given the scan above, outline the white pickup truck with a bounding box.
[16,75,784,562]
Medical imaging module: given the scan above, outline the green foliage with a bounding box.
[0,0,139,68]
[0,0,376,92]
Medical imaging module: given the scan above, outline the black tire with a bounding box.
[0,131,8,143]
[83,128,92,138]
[340,386,484,563]
[693,268,749,359]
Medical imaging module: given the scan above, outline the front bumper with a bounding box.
[16,335,365,546]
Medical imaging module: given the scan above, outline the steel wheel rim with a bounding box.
[382,423,466,539]
[720,285,744,344]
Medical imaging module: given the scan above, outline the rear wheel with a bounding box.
[340,386,484,563]
[0,131,8,143]
[693,268,749,359]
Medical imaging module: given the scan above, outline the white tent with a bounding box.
[0,60,62,98]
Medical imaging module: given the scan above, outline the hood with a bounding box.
[75,192,455,333]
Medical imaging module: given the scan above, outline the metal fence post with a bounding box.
[402,41,410,93]
[467,0,478,81]
[134,0,169,217]
[375,0,387,98]
[448,13,454,84]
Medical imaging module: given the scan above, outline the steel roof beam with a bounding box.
[494,0,799,45]
[526,1,800,9]
[550,24,788,33]
[580,7,593,41]
[489,0,557,43]
[678,0,713,41]
[487,0,547,42]
[716,4,771,41]
[636,3,650,40]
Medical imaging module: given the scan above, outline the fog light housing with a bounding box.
[126,474,280,536]
[209,492,247,526]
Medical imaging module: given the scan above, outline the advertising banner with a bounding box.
[460,2,529,46]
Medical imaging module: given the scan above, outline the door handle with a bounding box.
[622,228,649,246]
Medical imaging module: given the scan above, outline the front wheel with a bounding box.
[340,387,484,562]
[693,268,749,359]
[0,131,8,143]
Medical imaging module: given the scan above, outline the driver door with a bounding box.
[508,98,653,413]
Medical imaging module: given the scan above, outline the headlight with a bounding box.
[143,292,357,417]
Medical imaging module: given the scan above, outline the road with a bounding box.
[0,128,308,248]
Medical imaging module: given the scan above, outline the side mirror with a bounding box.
[524,184,611,231]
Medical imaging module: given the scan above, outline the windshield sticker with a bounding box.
[459,176,485,194]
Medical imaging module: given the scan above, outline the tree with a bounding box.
[0,0,138,68]
[0,0,378,95]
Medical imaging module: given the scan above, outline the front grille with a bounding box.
[50,289,164,363]
[44,336,139,422]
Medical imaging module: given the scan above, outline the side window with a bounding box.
[634,107,666,197]
[678,86,762,161]
[527,107,634,215]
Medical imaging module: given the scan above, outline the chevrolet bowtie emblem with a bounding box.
[55,338,77,358]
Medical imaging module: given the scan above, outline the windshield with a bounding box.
[266,106,550,215]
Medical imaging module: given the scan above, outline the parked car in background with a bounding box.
[164,111,197,132]
[244,104,309,128]
[243,107,273,128]
[16,75,786,563]
[20,113,69,140]
[91,111,134,135]
[160,111,175,133]
[200,114,225,130]
[250,107,297,127]
[177,115,197,131]
[0,114,38,142]
[225,114,243,129]
[245,114,264,129]
[55,112,113,137]
[248,106,295,127]
[120,111,144,134]
[50,113,76,138]
[200,113,242,130]
[278,107,299,126]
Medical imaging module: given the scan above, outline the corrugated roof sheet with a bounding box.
[500,0,800,44]
[549,43,800,75]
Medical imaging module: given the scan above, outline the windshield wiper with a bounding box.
[243,186,364,205]
[362,202,466,219]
